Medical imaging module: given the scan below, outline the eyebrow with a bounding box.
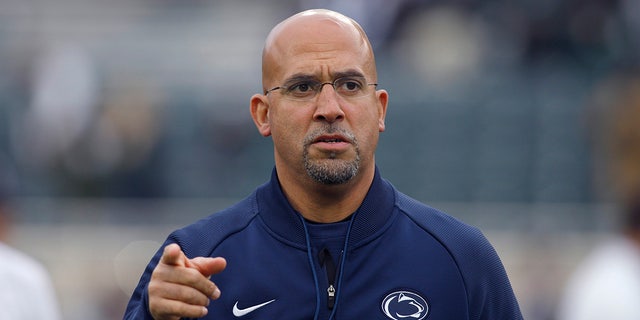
[282,74,317,87]
[281,69,367,86]
[332,69,366,80]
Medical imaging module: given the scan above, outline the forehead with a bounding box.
[264,15,374,82]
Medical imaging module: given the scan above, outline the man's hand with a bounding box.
[148,243,227,320]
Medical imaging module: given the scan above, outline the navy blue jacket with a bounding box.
[125,168,522,319]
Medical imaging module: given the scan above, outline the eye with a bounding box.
[335,77,364,94]
[291,83,311,92]
[285,81,318,98]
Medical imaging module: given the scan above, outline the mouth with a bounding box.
[313,135,350,144]
[304,129,358,161]
[309,134,352,156]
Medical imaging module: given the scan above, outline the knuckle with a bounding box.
[149,297,201,320]
[148,278,167,297]
[150,264,170,280]
[186,288,208,305]
[182,268,205,286]
[148,299,172,319]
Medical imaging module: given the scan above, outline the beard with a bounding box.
[303,125,360,185]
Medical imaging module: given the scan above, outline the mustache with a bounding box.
[303,125,357,146]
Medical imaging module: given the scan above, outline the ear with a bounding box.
[250,94,272,137]
[376,89,389,132]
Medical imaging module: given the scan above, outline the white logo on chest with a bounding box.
[232,299,276,317]
[381,291,429,319]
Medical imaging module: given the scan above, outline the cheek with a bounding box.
[270,109,306,146]
[357,126,379,151]
[352,110,383,150]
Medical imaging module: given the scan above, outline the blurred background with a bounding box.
[1,0,639,319]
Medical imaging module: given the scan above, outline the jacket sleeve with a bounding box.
[123,194,257,319]
[123,240,171,320]
[460,228,523,320]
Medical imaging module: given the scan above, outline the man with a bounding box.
[124,9,522,320]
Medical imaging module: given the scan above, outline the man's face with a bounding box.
[255,15,387,185]
[251,16,387,188]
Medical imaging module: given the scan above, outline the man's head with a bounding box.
[250,9,388,187]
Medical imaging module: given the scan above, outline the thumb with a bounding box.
[159,243,188,267]
[189,257,227,277]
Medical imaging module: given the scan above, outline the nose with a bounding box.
[313,84,345,123]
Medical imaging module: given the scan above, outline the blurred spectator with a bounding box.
[297,0,415,50]
[390,4,489,89]
[0,161,62,320]
[555,192,640,320]
[586,70,640,201]
[556,70,640,320]
[11,43,99,170]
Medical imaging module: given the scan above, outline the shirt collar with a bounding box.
[256,166,396,247]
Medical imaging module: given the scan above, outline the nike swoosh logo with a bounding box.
[232,299,276,317]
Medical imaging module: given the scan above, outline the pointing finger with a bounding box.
[189,257,226,299]
[190,257,227,277]
[160,243,188,267]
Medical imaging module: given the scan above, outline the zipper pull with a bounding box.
[327,284,335,309]
[319,248,337,310]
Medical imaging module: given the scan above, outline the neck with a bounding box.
[277,166,375,223]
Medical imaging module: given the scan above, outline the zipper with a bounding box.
[327,285,335,309]
[318,248,336,309]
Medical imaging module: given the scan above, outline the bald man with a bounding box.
[124,9,522,320]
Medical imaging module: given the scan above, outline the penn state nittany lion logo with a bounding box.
[381,290,429,320]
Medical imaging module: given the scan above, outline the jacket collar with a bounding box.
[256,167,396,248]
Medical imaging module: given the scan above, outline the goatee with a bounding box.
[303,126,360,185]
